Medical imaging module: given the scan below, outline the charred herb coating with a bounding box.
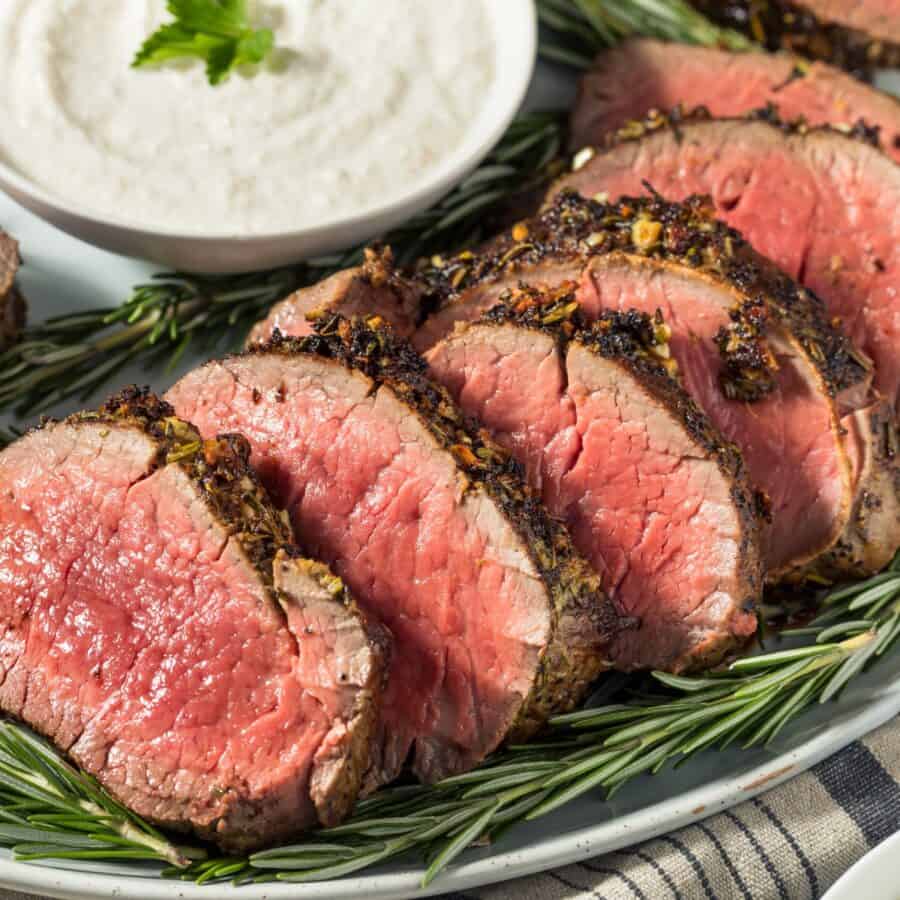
[260,316,621,738]
[478,286,764,663]
[715,298,781,402]
[690,0,900,78]
[422,189,869,403]
[75,386,295,587]
[599,103,883,153]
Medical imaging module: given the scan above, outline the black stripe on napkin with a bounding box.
[723,810,789,900]
[657,836,715,900]
[813,740,900,847]
[580,860,649,900]
[632,848,681,899]
[751,798,819,898]
[696,822,752,899]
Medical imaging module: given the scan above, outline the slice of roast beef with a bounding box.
[691,0,900,76]
[428,287,762,672]
[416,192,894,580]
[553,111,900,413]
[0,231,25,349]
[248,247,423,346]
[166,318,619,787]
[569,39,900,162]
[0,388,386,852]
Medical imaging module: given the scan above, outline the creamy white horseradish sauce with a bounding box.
[0,0,495,235]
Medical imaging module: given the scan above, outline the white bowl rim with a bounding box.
[0,0,537,246]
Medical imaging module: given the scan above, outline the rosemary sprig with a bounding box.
[537,0,753,68]
[0,268,306,416]
[159,556,900,888]
[0,722,201,868]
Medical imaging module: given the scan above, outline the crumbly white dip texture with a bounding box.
[0,0,495,235]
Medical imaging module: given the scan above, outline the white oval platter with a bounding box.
[0,62,898,900]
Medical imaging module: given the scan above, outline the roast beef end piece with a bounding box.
[248,247,424,347]
[427,292,762,672]
[570,39,900,163]
[168,318,620,787]
[0,388,384,852]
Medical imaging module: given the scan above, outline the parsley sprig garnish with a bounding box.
[132,0,275,86]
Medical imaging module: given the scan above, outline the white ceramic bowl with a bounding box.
[0,1,536,275]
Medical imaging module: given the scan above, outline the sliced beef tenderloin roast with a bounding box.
[249,247,423,346]
[0,389,386,852]
[417,192,893,580]
[0,230,25,348]
[167,318,619,787]
[553,115,900,573]
[691,0,900,75]
[569,39,900,162]
[428,287,762,672]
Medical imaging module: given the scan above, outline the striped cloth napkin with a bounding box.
[1,719,897,900]
[447,716,900,900]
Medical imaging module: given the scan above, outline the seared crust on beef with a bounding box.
[691,0,900,77]
[816,397,900,578]
[589,103,883,156]
[2,387,386,851]
[474,287,764,668]
[252,317,620,740]
[423,191,870,402]
[72,387,297,584]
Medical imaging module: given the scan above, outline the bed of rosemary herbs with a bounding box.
[0,0,897,891]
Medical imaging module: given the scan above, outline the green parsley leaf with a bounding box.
[132,0,274,86]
